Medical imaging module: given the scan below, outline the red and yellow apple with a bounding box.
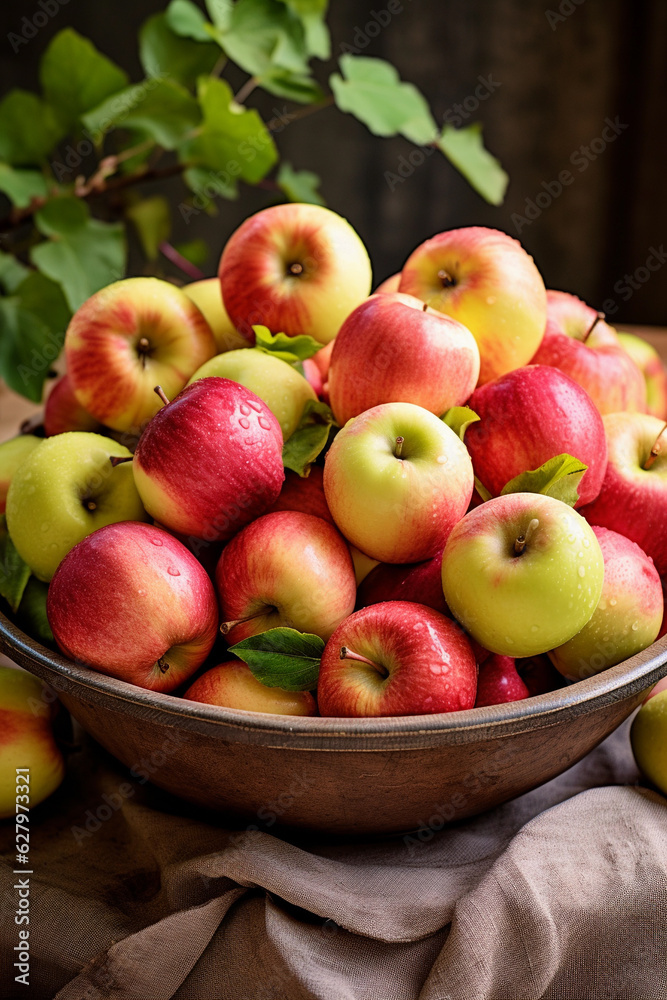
[182,277,250,353]
[617,330,667,419]
[264,466,334,524]
[184,660,317,716]
[44,374,102,436]
[475,654,529,707]
[356,549,447,615]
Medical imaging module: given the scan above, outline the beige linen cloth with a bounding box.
[1,717,666,1000]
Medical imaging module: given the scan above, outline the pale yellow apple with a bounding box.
[183,278,251,353]
[0,435,41,513]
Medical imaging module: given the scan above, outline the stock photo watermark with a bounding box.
[8,0,71,54]
[602,245,666,317]
[545,0,586,32]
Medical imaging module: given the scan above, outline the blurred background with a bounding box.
[1,0,665,323]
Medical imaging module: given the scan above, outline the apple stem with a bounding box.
[109,455,132,468]
[339,646,389,678]
[582,311,605,343]
[84,500,97,511]
[220,609,269,636]
[644,422,667,470]
[422,302,429,312]
[157,656,170,674]
[394,436,405,458]
[154,385,170,407]
[514,517,540,555]
[437,269,457,289]
[287,262,304,276]
[138,336,151,369]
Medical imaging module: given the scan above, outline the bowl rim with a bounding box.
[2,609,666,750]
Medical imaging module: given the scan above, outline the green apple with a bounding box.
[617,330,667,420]
[187,349,316,440]
[6,431,147,581]
[182,278,251,353]
[442,492,604,657]
[323,401,473,563]
[0,666,65,819]
[0,435,41,513]
[631,690,667,794]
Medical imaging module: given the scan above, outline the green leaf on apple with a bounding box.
[0,164,48,209]
[277,161,325,206]
[282,399,335,477]
[0,516,31,614]
[436,122,508,206]
[329,55,438,146]
[442,405,480,442]
[500,453,588,508]
[82,79,201,151]
[39,29,129,131]
[139,12,220,90]
[30,197,126,312]
[253,325,322,362]
[228,626,324,690]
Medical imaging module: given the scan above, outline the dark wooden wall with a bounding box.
[1,0,665,323]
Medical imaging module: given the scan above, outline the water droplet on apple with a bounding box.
[583,538,590,547]
[577,552,584,559]
[247,399,263,412]
[137,588,146,597]
[436,455,448,465]
[567,534,576,544]
[530,625,539,633]
[151,537,163,546]
[167,567,180,577]
[239,417,250,429]
[486,296,496,305]
[578,565,586,577]
[609,598,617,607]
[258,416,272,430]
[631,621,639,631]
[598,599,607,611]
[504,636,513,645]
[240,403,251,416]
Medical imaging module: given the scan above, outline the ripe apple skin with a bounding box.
[0,666,65,819]
[187,348,316,441]
[475,655,529,707]
[465,364,607,507]
[47,522,219,693]
[516,655,565,696]
[581,412,667,575]
[6,431,147,582]
[530,291,647,415]
[65,277,217,434]
[549,526,663,680]
[442,493,604,657]
[328,292,480,425]
[323,401,473,563]
[264,466,334,525]
[311,341,334,380]
[617,331,667,419]
[374,272,401,294]
[356,549,447,615]
[184,660,317,716]
[631,690,667,795]
[218,204,373,346]
[302,358,324,397]
[182,277,251,353]
[44,374,102,436]
[318,601,477,718]
[399,227,547,384]
[133,377,284,543]
[0,434,41,513]
[215,511,356,643]
[349,546,380,585]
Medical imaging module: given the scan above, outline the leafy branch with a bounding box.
[0,0,509,405]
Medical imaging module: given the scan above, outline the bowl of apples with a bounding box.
[2,203,666,836]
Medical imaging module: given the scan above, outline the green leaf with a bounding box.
[500,453,588,508]
[330,55,438,146]
[228,626,324,690]
[437,123,508,206]
[0,517,31,614]
[277,161,324,205]
[0,272,70,402]
[277,0,330,59]
[474,477,493,503]
[0,252,30,294]
[0,164,48,209]
[282,398,334,476]
[442,405,480,442]
[31,197,126,311]
[39,29,128,131]
[205,0,233,30]
[258,67,324,103]
[179,77,277,185]
[210,0,311,78]
[126,195,171,260]
[253,325,322,362]
[16,577,54,646]
[82,79,201,151]
[140,12,220,90]
[166,0,214,42]
[0,91,64,166]
[184,165,238,207]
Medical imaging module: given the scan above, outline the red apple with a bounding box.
[263,466,334,525]
[215,511,356,643]
[302,358,324,397]
[44,374,102,436]
[133,377,284,542]
[317,601,477,717]
[47,522,219,693]
[581,412,667,575]
[374,272,401,294]
[356,549,447,615]
[399,227,547,384]
[65,277,217,434]
[184,660,317,716]
[328,292,480,425]
[218,204,372,345]
[530,291,647,414]
[465,365,607,507]
[515,655,565,697]
[312,341,334,380]
[474,654,529,707]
